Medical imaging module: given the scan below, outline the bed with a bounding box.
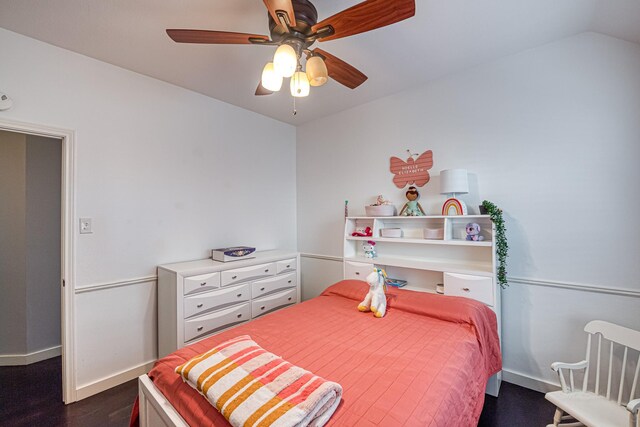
[132,279,501,427]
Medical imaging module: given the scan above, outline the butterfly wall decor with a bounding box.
[389,150,434,188]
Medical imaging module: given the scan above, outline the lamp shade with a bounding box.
[306,56,328,87]
[261,62,282,91]
[273,44,297,78]
[290,71,310,97]
[440,169,469,194]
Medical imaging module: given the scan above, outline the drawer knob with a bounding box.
[462,287,470,292]
[260,287,265,291]
[264,269,269,273]
[355,272,360,275]
[197,326,203,331]
[261,306,265,310]
[286,265,290,268]
[237,314,242,318]
[232,275,238,279]
[237,293,242,298]
[288,280,292,284]
[288,297,292,301]
[200,282,206,286]
[197,303,203,308]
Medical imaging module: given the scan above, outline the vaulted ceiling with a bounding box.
[1,0,638,125]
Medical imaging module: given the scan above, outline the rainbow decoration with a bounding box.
[442,198,468,215]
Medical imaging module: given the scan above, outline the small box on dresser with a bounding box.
[157,250,300,358]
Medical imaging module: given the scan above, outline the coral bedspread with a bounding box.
[132,280,501,427]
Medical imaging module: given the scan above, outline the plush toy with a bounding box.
[363,240,377,258]
[351,226,373,237]
[399,186,426,216]
[358,268,388,318]
[465,222,485,241]
[374,195,392,206]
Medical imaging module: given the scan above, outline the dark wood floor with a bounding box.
[0,357,136,427]
[0,357,555,426]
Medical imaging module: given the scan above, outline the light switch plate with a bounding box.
[79,218,93,234]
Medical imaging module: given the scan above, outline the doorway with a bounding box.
[0,129,62,364]
[0,119,76,403]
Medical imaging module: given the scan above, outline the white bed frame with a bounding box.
[138,374,188,427]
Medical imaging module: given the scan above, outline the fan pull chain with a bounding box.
[293,96,297,116]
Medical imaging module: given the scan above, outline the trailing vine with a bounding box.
[482,200,509,288]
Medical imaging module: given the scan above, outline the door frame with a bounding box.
[0,117,76,403]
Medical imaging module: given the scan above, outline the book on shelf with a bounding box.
[385,278,408,288]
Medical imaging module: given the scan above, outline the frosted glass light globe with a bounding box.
[273,44,297,78]
[306,56,328,87]
[290,71,310,97]
[261,62,282,91]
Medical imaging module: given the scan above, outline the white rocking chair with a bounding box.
[545,320,640,427]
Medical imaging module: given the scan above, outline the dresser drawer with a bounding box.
[184,303,250,343]
[444,273,494,306]
[184,283,251,319]
[276,258,297,274]
[252,273,296,299]
[252,288,297,318]
[344,260,372,281]
[221,262,276,287]
[183,272,220,296]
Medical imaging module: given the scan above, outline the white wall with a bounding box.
[0,27,296,395]
[296,32,640,390]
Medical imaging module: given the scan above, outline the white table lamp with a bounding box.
[440,169,469,215]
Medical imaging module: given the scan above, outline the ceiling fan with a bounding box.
[166,0,415,98]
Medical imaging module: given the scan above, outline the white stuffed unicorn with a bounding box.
[357,268,388,318]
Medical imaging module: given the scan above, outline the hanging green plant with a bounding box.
[481,200,509,289]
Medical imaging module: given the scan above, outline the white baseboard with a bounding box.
[76,360,156,401]
[503,369,560,394]
[0,345,62,366]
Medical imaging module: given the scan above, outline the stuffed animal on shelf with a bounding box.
[351,226,373,237]
[465,222,485,241]
[399,186,426,216]
[375,195,392,206]
[358,268,388,318]
[363,240,377,258]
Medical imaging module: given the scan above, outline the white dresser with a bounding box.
[157,250,300,358]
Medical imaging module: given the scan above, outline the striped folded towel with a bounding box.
[175,335,343,427]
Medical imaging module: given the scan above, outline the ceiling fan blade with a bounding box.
[166,29,270,44]
[263,0,296,27]
[255,82,274,96]
[313,48,367,89]
[312,0,415,42]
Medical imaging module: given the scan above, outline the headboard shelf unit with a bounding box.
[345,215,493,243]
[343,214,502,396]
[344,216,494,273]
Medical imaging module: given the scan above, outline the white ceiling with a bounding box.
[1,0,639,125]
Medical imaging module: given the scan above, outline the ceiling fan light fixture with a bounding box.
[273,44,298,78]
[306,55,328,87]
[290,71,310,97]
[261,62,283,91]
